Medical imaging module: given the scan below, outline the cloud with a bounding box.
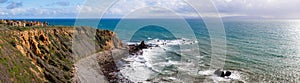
[104,0,198,18]
[0,0,7,3]
[6,2,23,9]
[48,1,70,6]
[211,0,300,19]
[0,7,77,18]
[1,0,300,19]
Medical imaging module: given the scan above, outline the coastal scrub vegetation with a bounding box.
[0,22,120,82]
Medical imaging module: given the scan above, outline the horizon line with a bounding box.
[1,17,300,20]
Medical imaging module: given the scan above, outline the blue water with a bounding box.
[16,19,300,82]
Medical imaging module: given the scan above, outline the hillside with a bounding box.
[0,25,123,82]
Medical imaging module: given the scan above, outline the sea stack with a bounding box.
[138,41,148,49]
[128,41,150,55]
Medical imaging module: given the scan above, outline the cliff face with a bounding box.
[0,26,122,82]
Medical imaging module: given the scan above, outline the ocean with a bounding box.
[16,19,300,82]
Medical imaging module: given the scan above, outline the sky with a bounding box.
[0,0,300,19]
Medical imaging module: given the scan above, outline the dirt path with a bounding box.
[73,48,128,83]
[74,52,109,83]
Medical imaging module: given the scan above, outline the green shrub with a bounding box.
[10,40,17,47]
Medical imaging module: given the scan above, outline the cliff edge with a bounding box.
[0,25,123,82]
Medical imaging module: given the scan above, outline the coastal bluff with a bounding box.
[0,22,124,83]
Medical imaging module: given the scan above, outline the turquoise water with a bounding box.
[18,19,300,82]
[116,19,300,82]
[222,20,300,82]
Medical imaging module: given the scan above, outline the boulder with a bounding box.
[214,69,231,77]
[214,69,223,77]
[128,41,150,55]
[138,41,148,49]
[224,71,231,77]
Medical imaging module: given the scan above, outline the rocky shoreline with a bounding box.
[128,41,152,55]
[97,41,151,83]
[97,50,132,83]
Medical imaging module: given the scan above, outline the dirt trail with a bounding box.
[74,52,109,83]
[74,48,128,83]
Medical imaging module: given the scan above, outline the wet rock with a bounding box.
[98,51,133,83]
[214,69,231,77]
[214,69,223,77]
[128,41,150,55]
[138,41,148,49]
[224,71,231,77]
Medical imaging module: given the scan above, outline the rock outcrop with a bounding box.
[128,41,150,55]
[0,26,122,82]
[97,49,132,83]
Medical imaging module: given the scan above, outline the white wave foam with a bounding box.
[126,42,138,45]
[197,69,245,82]
[153,38,196,45]
[119,45,164,82]
[119,38,200,82]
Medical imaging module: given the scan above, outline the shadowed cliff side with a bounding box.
[72,27,125,83]
[72,27,123,60]
[0,25,122,83]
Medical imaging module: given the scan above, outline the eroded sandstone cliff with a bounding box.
[0,26,122,82]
